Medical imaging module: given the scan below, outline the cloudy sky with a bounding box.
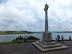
[0,0,72,32]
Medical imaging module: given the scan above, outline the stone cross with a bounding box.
[42,4,52,42]
[44,4,49,32]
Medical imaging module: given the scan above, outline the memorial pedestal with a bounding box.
[42,32,52,42]
[32,40,68,51]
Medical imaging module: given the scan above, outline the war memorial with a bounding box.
[32,4,68,51]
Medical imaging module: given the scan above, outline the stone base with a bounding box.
[32,40,68,51]
[42,32,52,42]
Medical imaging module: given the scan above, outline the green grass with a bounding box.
[0,32,8,35]
[0,40,17,45]
[0,35,39,45]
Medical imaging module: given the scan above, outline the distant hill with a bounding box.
[51,31,72,33]
[33,31,72,33]
[0,31,33,35]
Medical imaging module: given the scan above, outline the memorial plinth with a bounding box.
[32,4,68,51]
[32,40,68,51]
[42,32,52,42]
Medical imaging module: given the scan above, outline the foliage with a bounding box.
[15,35,39,40]
[27,36,39,40]
[15,35,24,40]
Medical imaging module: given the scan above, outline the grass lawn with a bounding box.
[0,35,39,45]
[0,40,17,45]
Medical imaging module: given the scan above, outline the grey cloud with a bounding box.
[0,0,72,32]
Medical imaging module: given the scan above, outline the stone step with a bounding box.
[32,42,68,51]
[35,41,62,48]
[39,40,57,45]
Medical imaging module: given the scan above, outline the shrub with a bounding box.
[15,35,24,40]
[27,36,39,40]
[13,35,39,41]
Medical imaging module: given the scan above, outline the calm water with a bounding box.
[0,33,72,43]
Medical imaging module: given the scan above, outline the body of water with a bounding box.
[0,33,72,42]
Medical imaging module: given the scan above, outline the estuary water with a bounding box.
[0,33,72,43]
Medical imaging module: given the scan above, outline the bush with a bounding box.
[15,35,24,40]
[27,36,39,40]
[13,35,39,41]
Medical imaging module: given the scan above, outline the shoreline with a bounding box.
[0,34,34,36]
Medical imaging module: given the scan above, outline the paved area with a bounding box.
[0,41,72,54]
